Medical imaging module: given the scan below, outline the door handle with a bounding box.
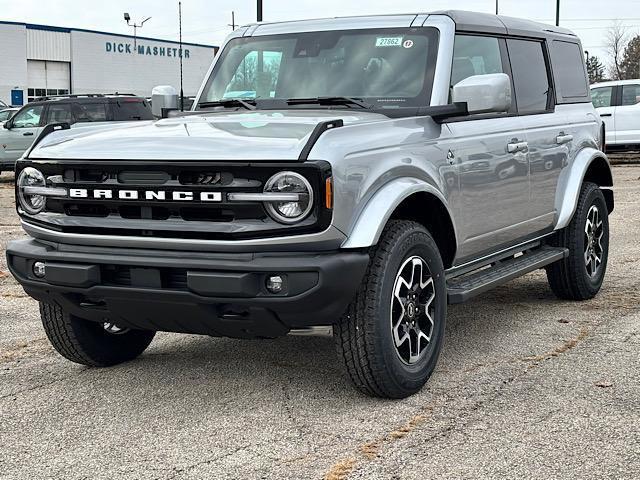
[600,113,612,117]
[556,133,573,145]
[507,141,528,154]
[23,132,34,136]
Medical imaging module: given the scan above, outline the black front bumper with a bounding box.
[7,239,369,338]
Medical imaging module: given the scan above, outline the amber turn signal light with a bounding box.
[325,177,333,209]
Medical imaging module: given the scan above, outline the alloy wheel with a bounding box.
[584,204,604,278]
[390,256,436,365]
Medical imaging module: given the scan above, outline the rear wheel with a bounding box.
[40,302,155,367]
[546,182,609,300]
[334,220,447,399]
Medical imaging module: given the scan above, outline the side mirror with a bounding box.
[3,120,11,129]
[452,73,512,115]
[151,85,178,118]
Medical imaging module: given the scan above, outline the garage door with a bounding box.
[27,60,70,102]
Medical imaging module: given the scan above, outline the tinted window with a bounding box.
[451,35,504,87]
[591,86,613,108]
[73,103,108,122]
[112,100,154,121]
[549,41,588,99]
[46,103,73,124]
[507,39,551,114]
[11,105,43,128]
[621,84,640,106]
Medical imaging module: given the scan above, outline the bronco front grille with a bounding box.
[17,160,332,240]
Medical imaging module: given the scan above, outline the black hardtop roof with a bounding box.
[30,93,146,105]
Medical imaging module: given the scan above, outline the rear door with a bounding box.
[511,38,568,231]
[591,85,616,144]
[0,104,44,161]
[446,34,530,260]
[614,83,640,145]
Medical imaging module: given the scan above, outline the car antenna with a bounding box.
[178,1,184,112]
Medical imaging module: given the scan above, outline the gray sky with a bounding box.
[2,0,640,70]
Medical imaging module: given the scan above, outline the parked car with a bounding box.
[591,79,640,149]
[0,107,19,123]
[7,11,612,399]
[0,94,153,173]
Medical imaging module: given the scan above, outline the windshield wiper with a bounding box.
[286,96,373,109]
[198,99,257,111]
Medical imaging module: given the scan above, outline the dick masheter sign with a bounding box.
[105,42,191,58]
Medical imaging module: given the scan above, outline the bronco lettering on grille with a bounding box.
[68,189,222,202]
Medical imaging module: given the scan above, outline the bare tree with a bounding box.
[606,21,629,80]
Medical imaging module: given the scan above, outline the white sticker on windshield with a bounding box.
[376,37,403,47]
[403,39,414,49]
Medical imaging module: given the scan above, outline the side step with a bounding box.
[447,246,568,304]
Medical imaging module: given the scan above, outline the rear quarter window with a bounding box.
[549,40,589,102]
[112,100,154,121]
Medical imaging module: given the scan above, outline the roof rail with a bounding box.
[32,93,138,102]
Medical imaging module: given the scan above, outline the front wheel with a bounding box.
[334,220,447,399]
[546,182,610,300]
[40,303,156,367]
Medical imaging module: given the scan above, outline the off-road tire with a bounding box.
[40,302,156,367]
[546,182,609,300]
[334,220,447,399]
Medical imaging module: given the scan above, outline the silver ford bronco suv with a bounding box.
[7,11,613,398]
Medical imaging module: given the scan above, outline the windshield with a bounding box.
[198,28,439,110]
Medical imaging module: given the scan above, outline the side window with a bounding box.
[549,41,588,99]
[72,103,108,122]
[507,39,551,114]
[11,105,43,128]
[591,87,614,108]
[451,35,504,87]
[223,50,283,99]
[621,84,640,106]
[112,100,154,121]
[45,104,73,124]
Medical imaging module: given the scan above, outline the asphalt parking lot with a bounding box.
[0,166,638,480]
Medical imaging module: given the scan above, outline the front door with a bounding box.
[591,85,615,144]
[446,34,531,260]
[0,104,44,162]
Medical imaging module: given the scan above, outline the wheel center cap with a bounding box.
[407,302,416,318]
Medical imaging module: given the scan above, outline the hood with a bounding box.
[29,110,389,161]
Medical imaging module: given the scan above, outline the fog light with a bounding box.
[33,261,46,278]
[266,275,284,293]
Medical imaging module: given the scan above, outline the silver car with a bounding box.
[7,11,612,398]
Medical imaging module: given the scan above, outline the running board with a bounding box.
[447,246,568,304]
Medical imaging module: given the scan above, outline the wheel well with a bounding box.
[389,192,456,269]
[584,157,614,213]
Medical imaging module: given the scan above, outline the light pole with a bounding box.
[495,0,499,15]
[124,12,152,51]
[555,0,560,26]
[257,0,263,22]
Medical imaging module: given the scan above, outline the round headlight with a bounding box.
[17,167,47,215]
[264,171,313,224]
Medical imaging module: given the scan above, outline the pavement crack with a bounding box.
[521,326,590,363]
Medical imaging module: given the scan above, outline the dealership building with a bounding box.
[0,21,218,106]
